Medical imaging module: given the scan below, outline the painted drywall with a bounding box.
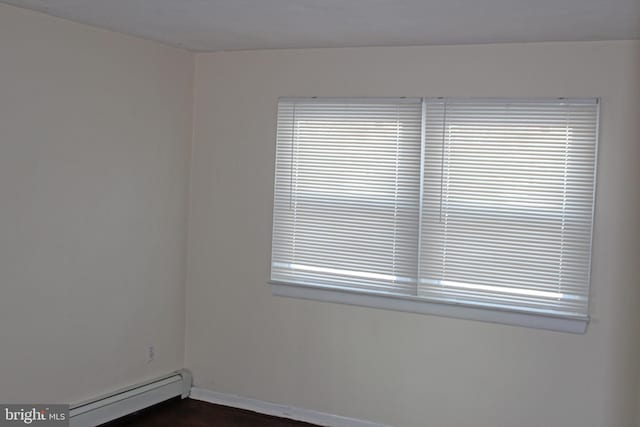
[0,4,194,403]
[185,42,640,427]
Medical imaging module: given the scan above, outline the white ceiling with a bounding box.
[2,0,639,51]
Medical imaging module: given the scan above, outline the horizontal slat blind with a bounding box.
[271,98,422,295]
[419,99,598,317]
[271,97,598,322]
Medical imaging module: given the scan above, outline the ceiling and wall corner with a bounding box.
[0,0,638,51]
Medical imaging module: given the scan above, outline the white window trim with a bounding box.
[270,96,599,334]
[271,281,588,333]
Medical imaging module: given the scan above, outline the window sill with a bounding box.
[270,282,588,334]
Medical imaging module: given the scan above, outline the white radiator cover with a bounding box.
[69,369,192,427]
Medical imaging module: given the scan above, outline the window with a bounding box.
[270,97,599,333]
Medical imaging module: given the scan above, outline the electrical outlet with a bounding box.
[147,345,155,363]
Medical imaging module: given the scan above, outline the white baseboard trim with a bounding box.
[190,387,392,427]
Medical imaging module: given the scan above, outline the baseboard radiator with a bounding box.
[69,369,192,427]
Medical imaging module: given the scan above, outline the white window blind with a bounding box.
[271,98,423,295]
[271,97,598,330]
[419,99,598,318]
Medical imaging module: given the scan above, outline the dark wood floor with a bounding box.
[104,398,319,427]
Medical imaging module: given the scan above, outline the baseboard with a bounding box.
[189,387,391,427]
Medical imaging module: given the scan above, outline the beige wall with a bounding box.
[185,42,640,427]
[0,4,194,403]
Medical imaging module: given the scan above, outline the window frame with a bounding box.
[270,97,599,333]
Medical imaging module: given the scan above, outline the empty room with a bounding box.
[1,1,639,426]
